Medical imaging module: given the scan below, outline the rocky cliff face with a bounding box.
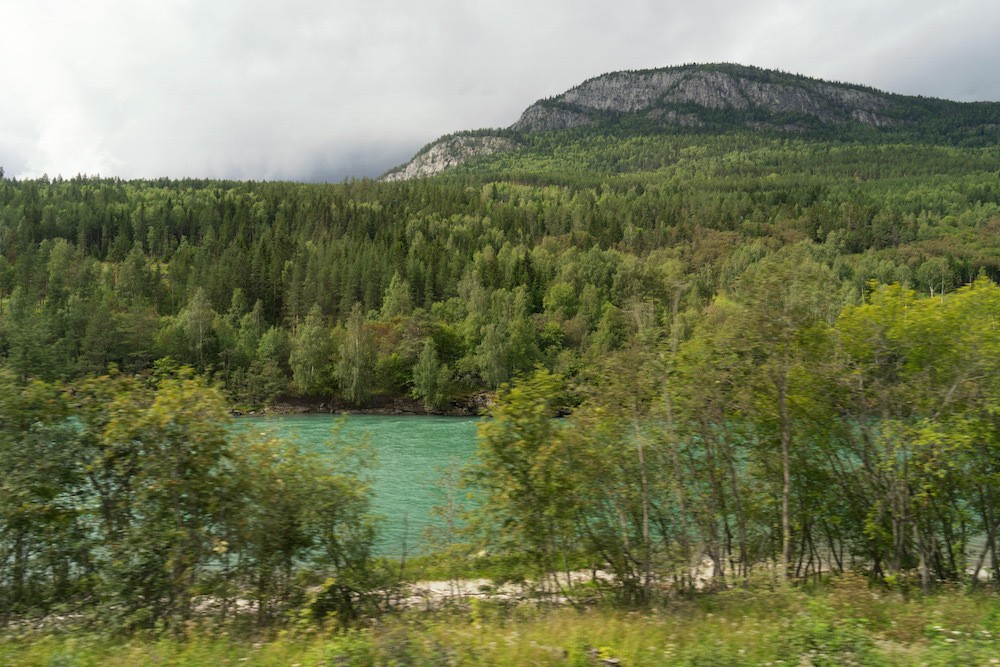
[511,66,897,132]
[381,135,515,181]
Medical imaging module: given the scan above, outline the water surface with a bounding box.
[237,414,479,555]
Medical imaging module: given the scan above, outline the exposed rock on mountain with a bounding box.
[511,66,898,132]
[383,63,1000,181]
[381,135,515,181]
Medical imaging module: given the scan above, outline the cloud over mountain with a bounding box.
[2,0,998,181]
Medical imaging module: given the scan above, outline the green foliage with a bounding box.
[411,338,452,411]
[234,426,377,625]
[0,132,997,410]
[462,275,1000,599]
[4,100,1000,629]
[470,369,574,581]
[831,280,1000,584]
[83,371,236,628]
[380,272,414,319]
[335,304,376,405]
[0,368,376,631]
[289,304,334,396]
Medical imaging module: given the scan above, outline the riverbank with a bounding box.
[233,392,493,418]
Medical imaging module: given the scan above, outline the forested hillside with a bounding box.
[1,133,999,410]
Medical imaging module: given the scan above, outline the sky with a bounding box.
[2,0,999,182]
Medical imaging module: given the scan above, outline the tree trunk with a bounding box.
[632,411,652,601]
[915,520,930,593]
[778,374,792,585]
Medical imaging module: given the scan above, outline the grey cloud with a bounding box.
[2,0,998,181]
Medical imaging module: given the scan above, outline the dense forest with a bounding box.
[1,134,999,410]
[2,96,1000,661]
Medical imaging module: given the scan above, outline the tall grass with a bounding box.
[2,575,998,666]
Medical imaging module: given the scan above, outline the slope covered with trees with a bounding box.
[1,133,999,411]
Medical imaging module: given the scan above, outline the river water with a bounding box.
[236,414,480,555]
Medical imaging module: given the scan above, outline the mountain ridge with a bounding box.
[382,63,1000,181]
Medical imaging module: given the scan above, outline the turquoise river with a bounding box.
[236,414,479,555]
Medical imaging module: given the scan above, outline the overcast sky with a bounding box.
[2,0,999,182]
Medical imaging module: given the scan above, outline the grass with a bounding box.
[2,575,998,665]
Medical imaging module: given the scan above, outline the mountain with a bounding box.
[382,63,1000,180]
